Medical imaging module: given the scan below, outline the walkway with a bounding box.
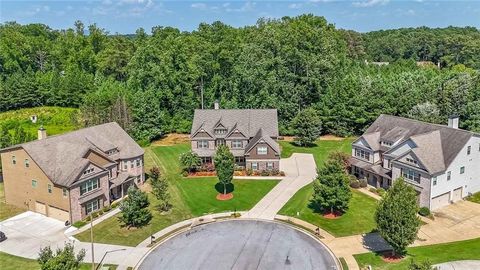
[434,260,480,270]
[243,153,317,220]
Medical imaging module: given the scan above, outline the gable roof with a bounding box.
[191,109,279,138]
[245,128,280,154]
[1,122,143,187]
[364,114,476,174]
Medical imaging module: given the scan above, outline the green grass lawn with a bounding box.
[76,143,278,246]
[467,192,480,204]
[0,252,117,270]
[0,183,25,221]
[354,238,480,270]
[279,138,354,167]
[279,186,377,236]
[0,106,80,137]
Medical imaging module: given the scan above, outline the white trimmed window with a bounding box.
[47,184,52,194]
[267,162,274,170]
[63,188,68,197]
[447,171,451,181]
[197,140,209,149]
[85,199,100,215]
[460,166,465,174]
[232,140,242,149]
[467,146,471,155]
[355,149,370,161]
[80,178,99,195]
[136,159,141,167]
[24,159,29,168]
[432,176,437,186]
[32,180,37,188]
[257,146,268,155]
[251,162,258,170]
[402,168,420,183]
[83,168,94,175]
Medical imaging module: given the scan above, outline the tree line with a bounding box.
[1,15,479,142]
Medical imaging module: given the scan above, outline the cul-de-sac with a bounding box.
[1,2,480,270]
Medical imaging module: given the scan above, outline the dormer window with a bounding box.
[382,141,393,147]
[107,148,118,155]
[214,128,227,135]
[83,168,94,175]
[406,157,418,165]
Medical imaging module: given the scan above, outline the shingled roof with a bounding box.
[364,114,477,174]
[191,109,279,138]
[1,122,144,187]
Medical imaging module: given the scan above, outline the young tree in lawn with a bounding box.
[179,151,202,173]
[375,178,421,256]
[214,145,234,195]
[292,108,322,146]
[38,243,85,270]
[311,158,352,214]
[119,186,152,228]
[409,259,435,270]
[149,166,161,181]
[151,175,171,211]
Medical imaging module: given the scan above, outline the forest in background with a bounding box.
[1,14,479,145]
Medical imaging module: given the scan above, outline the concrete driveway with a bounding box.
[244,153,317,220]
[434,260,480,270]
[415,200,480,246]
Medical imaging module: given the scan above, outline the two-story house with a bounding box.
[350,114,480,210]
[190,102,281,171]
[0,122,144,224]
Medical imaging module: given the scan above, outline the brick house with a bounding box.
[190,102,281,171]
[0,122,144,224]
[350,114,480,210]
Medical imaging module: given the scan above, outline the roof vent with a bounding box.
[448,115,459,129]
[38,126,47,140]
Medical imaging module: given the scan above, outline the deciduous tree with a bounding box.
[214,145,234,195]
[38,243,85,270]
[119,186,152,228]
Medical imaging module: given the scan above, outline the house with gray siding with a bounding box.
[190,102,281,171]
[350,114,480,210]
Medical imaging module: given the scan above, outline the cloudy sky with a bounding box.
[2,0,479,34]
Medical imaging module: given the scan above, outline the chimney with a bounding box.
[448,115,459,129]
[37,126,47,140]
[214,100,219,110]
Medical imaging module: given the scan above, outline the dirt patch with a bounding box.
[379,251,404,263]
[319,135,346,141]
[216,193,234,201]
[151,133,190,146]
[188,172,216,177]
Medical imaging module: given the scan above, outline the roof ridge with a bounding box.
[379,114,477,135]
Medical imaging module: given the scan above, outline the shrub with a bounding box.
[84,215,91,222]
[359,178,368,188]
[349,178,360,189]
[271,168,280,176]
[91,212,99,219]
[179,151,201,173]
[111,202,119,209]
[369,187,377,193]
[103,206,111,212]
[231,212,241,218]
[246,168,253,176]
[182,171,188,177]
[200,162,215,172]
[72,221,87,228]
[98,209,104,215]
[418,207,431,217]
[279,171,286,176]
[260,170,270,176]
[377,188,386,197]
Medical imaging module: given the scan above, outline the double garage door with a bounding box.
[431,187,463,210]
[35,201,69,222]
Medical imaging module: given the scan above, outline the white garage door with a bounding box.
[452,187,463,202]
[48,206,70,222]
[35,201,47,215]
[431,192,450,210]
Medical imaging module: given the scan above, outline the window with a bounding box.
[32,180,37,188]
[382,141,393,147]
[460,166,465,174]
[232,140,243,149]
[62,188,68,197]
[406,157,418,165]
[251,162,258,170]
[136,159,141,167]
[85,199,99,215]
[234,157,245,164]
[467,146,471,155]
[215,139,225,147]
[24,159,29,168]
[214,128,227,135]
[432,176,437,186]
[447,171,451,181]
[80,178,99,195]
[83,168,94,175]
[355,149,370,161]
[197,140,209,149]
[123,161,128,170]
[267,162,274,170]
[402,168,420,183]
[107,149,117,155]
[12,155,16,165]
[47,184,52,194]
[257,146,268,155]
[130,161,134,169]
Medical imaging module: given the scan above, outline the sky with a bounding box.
[1,0,479,34]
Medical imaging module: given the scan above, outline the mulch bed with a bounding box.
[379,251,404,263]
[322,211,343,219]
[216,193,234,201]
[188,172,216,177]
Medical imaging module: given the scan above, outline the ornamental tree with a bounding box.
[119,186,152,228]
[38,243,85,270]
[311,157,352,214]
[292,108,322,146]
[375,178,421,256]
[179,151,202,173]
[151,175,171,211]
[214,144,234,195]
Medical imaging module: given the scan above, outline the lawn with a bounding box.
[354,238,480,270]
[0,252,117,270]
[0,106,80,137]
[76,143,278,246]
[0,182,25,221]
[467,192,480,204]
[279,138,354,168]
[279,186,378,236]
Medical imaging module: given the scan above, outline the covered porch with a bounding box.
[109,173,135,201]
[350,158,392,189]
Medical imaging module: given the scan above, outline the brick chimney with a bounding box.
[37,126,47,140]
[214,100,219,110]
[448,115,459,129]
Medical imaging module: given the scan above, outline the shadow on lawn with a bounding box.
[214,183,235,194]
[287,141,318,148]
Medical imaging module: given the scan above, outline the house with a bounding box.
[0,122,145,224]
[190,102,280,171]
[350,114,480,210]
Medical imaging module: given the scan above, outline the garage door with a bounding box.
[431,192,450,210]
[452,187,463,202]
[35,201,47,215]
[48,206,70,222]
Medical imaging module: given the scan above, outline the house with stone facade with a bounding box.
[350,114,480,210]
[190,102,280,171]
[0,122,144,224]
